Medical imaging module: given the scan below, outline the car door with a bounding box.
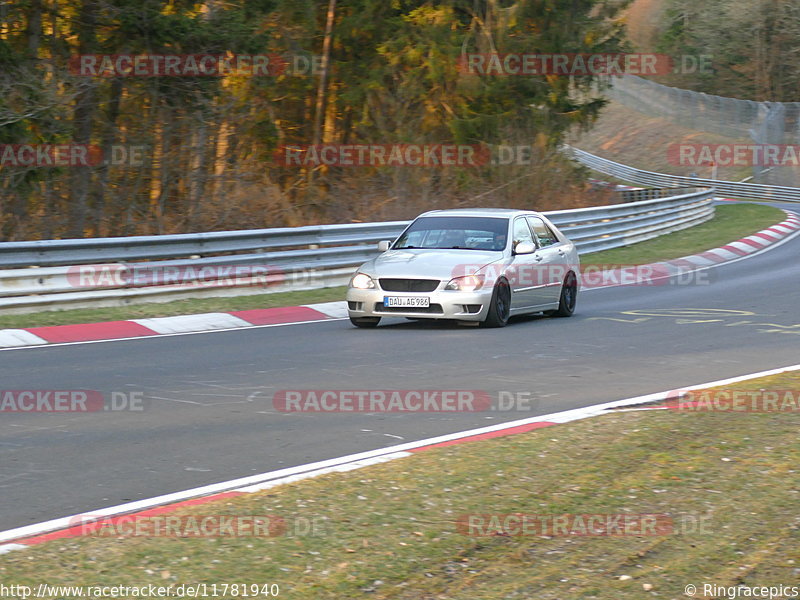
[527,216,565,305]
[508,217,543,310]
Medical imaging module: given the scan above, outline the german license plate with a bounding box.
[383,296,430,308]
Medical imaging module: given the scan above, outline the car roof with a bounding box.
[416,208,544,219]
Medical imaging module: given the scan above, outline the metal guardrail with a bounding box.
[0,222,410,268]
[567,146,800,203]
[0,185,714,312]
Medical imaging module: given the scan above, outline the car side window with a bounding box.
[527,217,559,247]
[512,218,535,249]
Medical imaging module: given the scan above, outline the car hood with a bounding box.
[363,248,505,280]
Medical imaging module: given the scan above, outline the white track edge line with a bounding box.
[582,214,800,292]
[0,317,344,353]
[2,361,798,547]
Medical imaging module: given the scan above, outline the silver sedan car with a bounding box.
[346,208,580,328]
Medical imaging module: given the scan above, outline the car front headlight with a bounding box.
[445,274,484,292]
[350,272,376,289]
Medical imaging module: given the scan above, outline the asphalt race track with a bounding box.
[1,201,799,533]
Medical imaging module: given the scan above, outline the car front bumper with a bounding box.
[346,286,493,321]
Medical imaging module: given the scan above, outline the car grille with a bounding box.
[375,303,444,314]
[379,278,440,292]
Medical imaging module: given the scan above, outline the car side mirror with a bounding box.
[377,240,391,252]
[513,241,536,255]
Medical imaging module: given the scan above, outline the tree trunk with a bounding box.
[92,77,123,236]
[68,0,99,238]
[308,0,337,194]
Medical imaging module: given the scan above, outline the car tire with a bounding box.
[350,317,381,328]
[547,271,577,317]
[480,278,511,328]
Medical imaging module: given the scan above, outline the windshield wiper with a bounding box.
[394,245,496,250]
[442,246,496,250]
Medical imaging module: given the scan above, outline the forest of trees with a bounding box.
[654,0,800,101]
[0,0,634,241]
[5,0,800,241]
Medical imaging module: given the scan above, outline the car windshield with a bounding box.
[393,216,509,251]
